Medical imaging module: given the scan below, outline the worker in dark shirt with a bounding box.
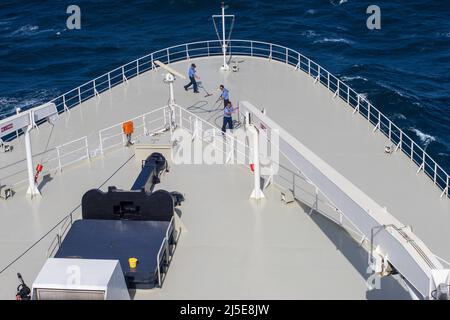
[219,85,230,109]
[184,63,200,93]
[221,101,239,134]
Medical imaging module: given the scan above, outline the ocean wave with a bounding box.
[341,75,368,82]
[330,0,348,6]
[10,25,56,37]
[300,30,318,38]
[410,128,436,145]
[313,38,353,45]
[391,113,407,120]
[436,32,450,38]
[0,90,58,115]
[376,81,409,99]
[11,25,39,36]
[306,9,316,15]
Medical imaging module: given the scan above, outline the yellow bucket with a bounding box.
[128,257,138,269]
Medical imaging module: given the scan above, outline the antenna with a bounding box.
[154,60,186,80]
[154,60,186,130]
[212,2,235,71]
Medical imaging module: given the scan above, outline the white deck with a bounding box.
[0,55,448,299]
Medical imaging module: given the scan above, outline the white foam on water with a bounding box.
[301,30,317,38]
[331,0,348,5]
[314,37,353,45]
[341,75,368,82]
[410,128,436,145]
[10,25,56,37]
[391,113,407,120]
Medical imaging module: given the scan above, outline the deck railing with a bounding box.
[1,40,448,198]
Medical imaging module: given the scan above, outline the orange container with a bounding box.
[122,121,134,135]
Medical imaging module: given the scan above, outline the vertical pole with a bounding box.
[249,125,265,200]
[25,115,40,197]
[221,2,229,71]
[389,121,392,141]
[434,163,437,184]
[347,87,350,105]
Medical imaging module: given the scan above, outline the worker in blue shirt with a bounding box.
[219,85,230,109]
[184,63,200,93]
[221,101,239,134]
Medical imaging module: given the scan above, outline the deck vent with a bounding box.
[0,185,13,200]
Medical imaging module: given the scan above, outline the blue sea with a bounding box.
[0,0,449,172]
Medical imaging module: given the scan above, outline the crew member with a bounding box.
[219,85,230,108]
[222,101,239,134]
[184,63,200,93]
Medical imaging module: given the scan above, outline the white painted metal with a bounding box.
[240,100,449,299]
[24,123,40,198]
[32,258,130,300]
[247,124,265,200]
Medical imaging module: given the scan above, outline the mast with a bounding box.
[213,2,234,71]
[221,2,229,71]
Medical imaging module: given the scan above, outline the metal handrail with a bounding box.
[1,39,448,198]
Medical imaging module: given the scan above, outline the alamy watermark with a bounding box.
[66,5,81,30]
[366,5,381,30]
[170,125,280,176]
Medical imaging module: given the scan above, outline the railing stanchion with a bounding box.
[411,141,414,160]
[308,59,310,75]
[167,49,170,64]
[434,163,437,184]
[99,131,104,155]
[108,73,111,89]
[78,87,81,105]
[347,86,350,105]
[389,121,392,141]
[443,176,450,198]
[396,131,403,151]
[367,104,371,122]
[137,60,140,75]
